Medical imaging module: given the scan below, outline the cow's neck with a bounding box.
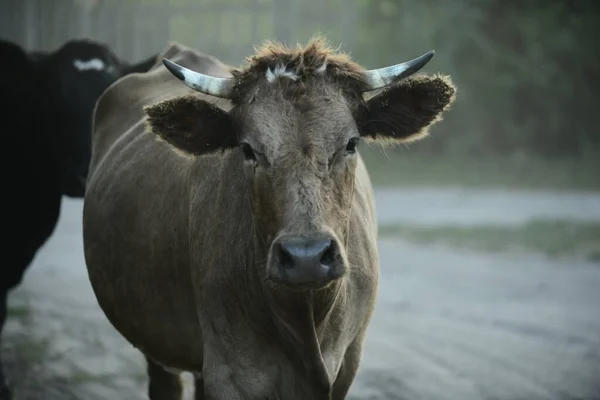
[262,279,345,394]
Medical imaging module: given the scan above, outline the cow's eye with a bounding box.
[241,142,257,162]
[345,137,359,155]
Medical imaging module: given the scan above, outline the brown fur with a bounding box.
[358,73,457,144]
[145,95,237,155]
[83,39,456,400]
[229,36,369,104]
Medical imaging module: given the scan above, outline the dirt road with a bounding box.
[3,189,600,400]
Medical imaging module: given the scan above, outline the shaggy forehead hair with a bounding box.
[229,37,369,103]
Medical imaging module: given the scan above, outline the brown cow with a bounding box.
[82,38,456,400]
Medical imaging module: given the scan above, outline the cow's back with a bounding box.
[89,42,232,174]
[83,42,234,370]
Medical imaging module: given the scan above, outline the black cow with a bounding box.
[0,37,157,399]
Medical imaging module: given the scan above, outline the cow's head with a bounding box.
[40,40,156,197]
[146,38,456,290]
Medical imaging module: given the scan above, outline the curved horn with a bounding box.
[162,58,234,99]
[362,50,435,91]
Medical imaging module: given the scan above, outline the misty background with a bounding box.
[2,0,599,186]
[2,1,600,399]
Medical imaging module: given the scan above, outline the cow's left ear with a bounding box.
[144,95,237,156]
[357,74,456,143]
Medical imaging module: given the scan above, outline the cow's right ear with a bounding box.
[144,95,237,156]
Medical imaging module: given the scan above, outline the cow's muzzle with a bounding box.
[267,233,346,289]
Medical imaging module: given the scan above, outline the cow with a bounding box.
[82,38,456,400]
[0,37,157,399]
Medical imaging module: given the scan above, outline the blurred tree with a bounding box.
[357,0,600,159]
[475,0,600,157]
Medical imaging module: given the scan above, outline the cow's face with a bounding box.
[146,38,456,290]
[41,40,155,197]
[37,41,121,197]
[231,82,360,290]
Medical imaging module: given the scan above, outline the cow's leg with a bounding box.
[330,335,366,400]
[194,375,205,400]
[146,356,182,400]
[0,288,13,400]
[0,250,39,400]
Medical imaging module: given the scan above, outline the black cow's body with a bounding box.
[0,38,156,399]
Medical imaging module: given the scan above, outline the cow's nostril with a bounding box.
[320,240,335,266]
[279,244,294,269]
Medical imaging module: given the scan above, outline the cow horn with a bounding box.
[361,50,435,91]
[163,58,234,99]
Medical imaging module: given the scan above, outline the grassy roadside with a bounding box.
[359,146,600,191]
[378,219,600,261]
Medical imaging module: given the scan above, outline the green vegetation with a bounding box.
[351,0,600,192]
[15,337,51,365]
[4,302,48,366]
[6,305,30,319]
[356,0,599,160]
[378,219,600,261]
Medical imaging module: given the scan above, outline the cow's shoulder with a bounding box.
[90,42,234,170]
[150,41,233,77]
[95,41,232,122]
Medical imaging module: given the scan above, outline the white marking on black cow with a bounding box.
[73,58,106,72]
[266,65,298,82]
